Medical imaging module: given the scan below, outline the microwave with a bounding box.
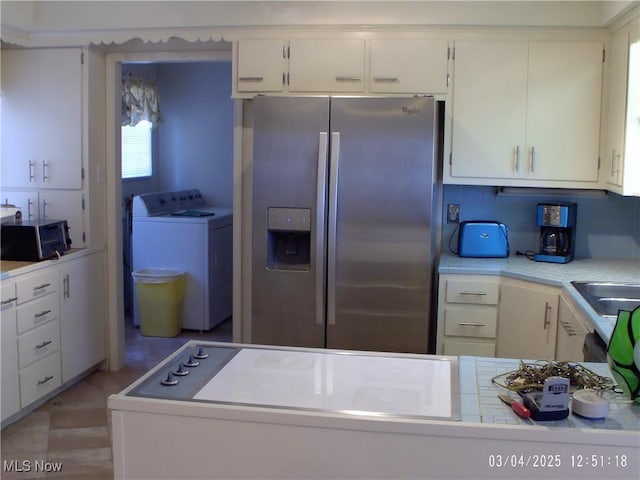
[1,219,72,261]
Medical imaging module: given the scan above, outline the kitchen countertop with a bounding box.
[438,252,640,344]
[1,248,96,280]
[460,355,639,430]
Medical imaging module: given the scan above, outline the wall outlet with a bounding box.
[447,204,460,224]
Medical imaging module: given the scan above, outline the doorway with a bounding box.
[104,42,234,370]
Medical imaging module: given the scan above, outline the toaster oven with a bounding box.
[1,219,72,261]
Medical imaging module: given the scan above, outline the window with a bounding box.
[121,120,152,179]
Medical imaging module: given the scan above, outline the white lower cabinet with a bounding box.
[556,295,591,362]
[59,251,105,382]
[1,250,106,424]
[436,275,500,356]
[438,275,567,360]
[19,351,62,408]
[13,269,62,410]
[1,281,21,421]
[496,279,559,360]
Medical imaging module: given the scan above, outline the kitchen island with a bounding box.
[109,341,639,479]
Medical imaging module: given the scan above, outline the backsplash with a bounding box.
[442,186,640,259]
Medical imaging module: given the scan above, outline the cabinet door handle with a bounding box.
[238,76,264,82]
[42,160,49,182]
[34,309,52,319]
[530,146,536,173]
[42,199,48,219]
[543,302,551,330]
[33,283,51,291]
[37,375,54,385]
[1,296,18,306]
[335,76,361,82]
[27,198,34,220]
[458,322,486,327]
[35,340,52,350]
[29,160,36,182]
[515,145,520,172]
[372,76,400,83]
[63,274,70,299]
[459,291,487,296]
[611,149,620,176]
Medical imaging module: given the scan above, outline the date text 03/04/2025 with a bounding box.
[488,454,629,469]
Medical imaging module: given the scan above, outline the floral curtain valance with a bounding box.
[121,75,160,127]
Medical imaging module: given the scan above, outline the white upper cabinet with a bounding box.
[1,48,83,189]
[369,39,449,94]
[448,40,604,187]
[288,39,365,93]
[602,14,640,196]
[236,40,286,93]
[234,37,450,97]
[526,41,603,182]
[450,41,529,179]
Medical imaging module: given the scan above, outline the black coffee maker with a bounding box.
[533,203,577,264]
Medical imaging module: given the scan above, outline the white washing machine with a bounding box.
[132,189,232,331]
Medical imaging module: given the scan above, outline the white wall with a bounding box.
[120,61,233,207]
[157,62,234,207]
[2,1,633,33]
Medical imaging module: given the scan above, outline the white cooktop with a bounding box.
[194,348,455,419]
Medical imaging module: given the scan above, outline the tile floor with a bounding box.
[1,318,232,479]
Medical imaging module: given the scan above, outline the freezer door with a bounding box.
[251,97,329,348]
[327,97,436,353]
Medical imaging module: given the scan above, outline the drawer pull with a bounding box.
[238,76,264,82]
[37,375,54,386]
[33,283,51,291]
[335,76,361,82]
[34,309,52,319]
[35,340,52,350]
[1,296,18,306]
[458,322,486,327]
[372,77,400,83]
[459,291,487,296]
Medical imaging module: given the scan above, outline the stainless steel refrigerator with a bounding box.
[251,96,439,353]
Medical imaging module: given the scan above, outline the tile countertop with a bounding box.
[438,253,640,344]
[460,355,639,430]
[0,248,95,280]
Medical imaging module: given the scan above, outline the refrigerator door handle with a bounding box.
[316,132,329,326]
[327,131,340,326]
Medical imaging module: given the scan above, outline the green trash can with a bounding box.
[132,268,186,337]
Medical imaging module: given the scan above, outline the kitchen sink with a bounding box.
[571,282,640,317]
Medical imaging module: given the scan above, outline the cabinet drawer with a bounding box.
[17,294,59,334]
[16,270,58,304]
[17,319,60,369]
[443,341,495,357]
[445,279,499,305]
[1,281,18,308]
[443,306,497,338]
[19,350,61,407]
